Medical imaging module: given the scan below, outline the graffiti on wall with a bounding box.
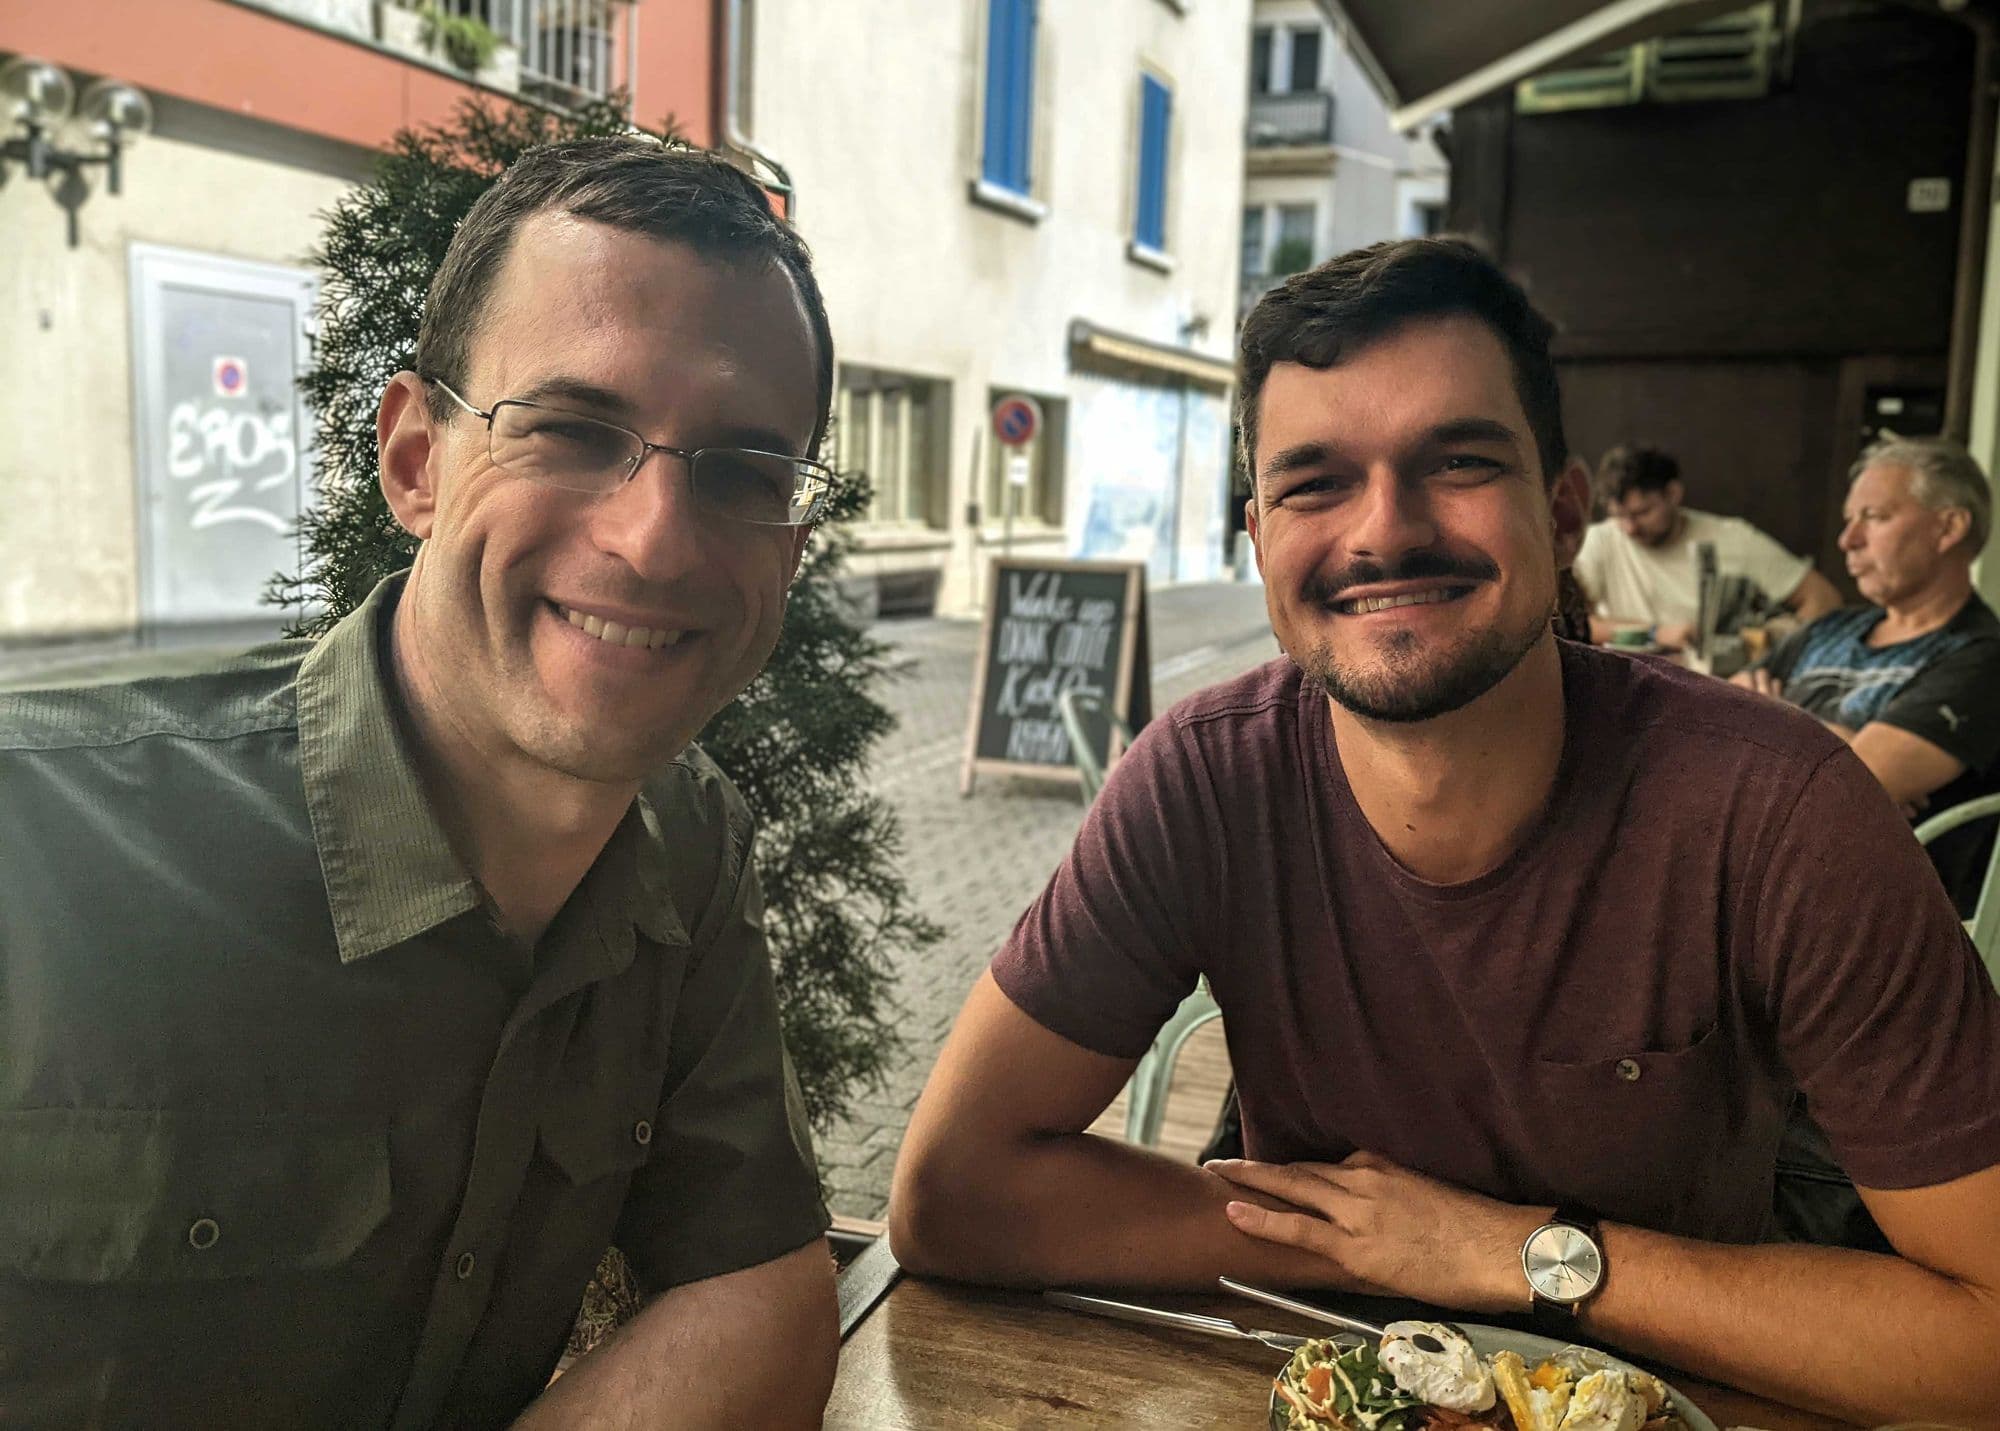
[164,400,298,533]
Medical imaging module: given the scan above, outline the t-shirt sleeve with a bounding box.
[1870,637,2000,773]
[1722,519,1812,607]
[1570,523,1612,612]
[617,850,830,1290]
[1754,748,2000,1189]
[987,713,1216,1059]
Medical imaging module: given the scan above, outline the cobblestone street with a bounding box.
[817,578,1280,1218]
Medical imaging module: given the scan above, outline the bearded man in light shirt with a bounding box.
[1575,444,1841,649]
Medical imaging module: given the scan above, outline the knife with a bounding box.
[1044,1289,1340,1353]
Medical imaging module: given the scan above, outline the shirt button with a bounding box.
[632,1119,653,1147]
[455,1251,477,1281]
[187,1217,221,1251]
[1615,1057,1642,1082]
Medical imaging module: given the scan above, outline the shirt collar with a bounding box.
[296,571,482,963]
[296,571,693,964]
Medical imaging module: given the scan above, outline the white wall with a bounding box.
[751,0,1249,614]
[0,103,362,643]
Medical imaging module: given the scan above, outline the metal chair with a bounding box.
[1914,792,2000,986]
[1055,689,1133,805]
[1123,980,1222,1147]
[1054,690,1223,1146]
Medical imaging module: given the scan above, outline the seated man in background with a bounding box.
[0,138,837,1429]
[890,238,2000,1427]
[1735,435,2000,916]
[1574,444,1840,649]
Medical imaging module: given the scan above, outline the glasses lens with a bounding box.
[692,449,828,526]
[488,404,640,493]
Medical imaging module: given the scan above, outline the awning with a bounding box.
[1331,0,1751,131]
[1067,320,1236,390]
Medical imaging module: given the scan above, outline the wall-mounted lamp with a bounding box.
[2,56,153,244]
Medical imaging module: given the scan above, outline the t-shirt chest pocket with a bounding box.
[0,1108,391,1283]
[1523,1024,1733,1225]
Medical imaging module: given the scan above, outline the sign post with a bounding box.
[991,394,1042,560]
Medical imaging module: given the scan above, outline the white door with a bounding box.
[129,244,318,643]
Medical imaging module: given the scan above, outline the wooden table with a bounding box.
[826,1272,1859,1430]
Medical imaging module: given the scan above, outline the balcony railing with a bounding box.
[1247,90,1334,147]
[432,0,639,109]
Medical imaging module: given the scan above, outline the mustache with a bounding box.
[1302,549,1501,606]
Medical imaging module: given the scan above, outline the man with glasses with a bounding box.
[0,138,838,1428]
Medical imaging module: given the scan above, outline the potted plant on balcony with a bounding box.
[374,1,520,91]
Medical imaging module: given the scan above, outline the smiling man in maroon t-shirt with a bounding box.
[889,239,2000,1424]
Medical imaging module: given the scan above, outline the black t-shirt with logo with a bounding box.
[1766,594,2000,914]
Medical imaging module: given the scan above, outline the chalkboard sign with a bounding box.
[960,558,1150,794]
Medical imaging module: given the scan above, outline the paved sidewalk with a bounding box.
[817,579,1280,1218]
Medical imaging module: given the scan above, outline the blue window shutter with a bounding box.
[1011,0,1037,192]
[983,0,1035,194]
[1137,75,1171,250]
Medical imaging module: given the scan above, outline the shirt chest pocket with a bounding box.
[536,1070,671,1187]
[1523,1025,1735,1225]
[0,1108,391,1283]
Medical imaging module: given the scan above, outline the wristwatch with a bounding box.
[1521,1203,1605,1332]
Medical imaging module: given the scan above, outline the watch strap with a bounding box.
[1527,1203,1605,1334]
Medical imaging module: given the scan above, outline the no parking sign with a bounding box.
[991,394,1042,448]
[212,356,248,398]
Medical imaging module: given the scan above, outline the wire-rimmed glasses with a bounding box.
[428,379,833,527]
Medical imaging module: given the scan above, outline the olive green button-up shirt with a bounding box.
[0,574,829,1430]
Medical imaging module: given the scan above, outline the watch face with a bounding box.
[1523,1224,1603,1305]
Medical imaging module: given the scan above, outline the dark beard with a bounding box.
[1305,618,1547,721]
[1296,548,1549,722]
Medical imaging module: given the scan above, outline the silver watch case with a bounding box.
[1521,1220,1604,1306]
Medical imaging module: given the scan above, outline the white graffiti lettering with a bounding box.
[165,400,297,533]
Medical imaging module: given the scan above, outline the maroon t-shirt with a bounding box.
[991,643,2000,1243]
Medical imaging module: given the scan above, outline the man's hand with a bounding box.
[1208,1152,1540,1314]
[1729,667,1787,700]
[1652,621,1696,652]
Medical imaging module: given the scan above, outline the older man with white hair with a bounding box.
[1736,435,2000,913]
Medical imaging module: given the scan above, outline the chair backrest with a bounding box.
[1056,689,1134,805]
[1913,791,2000,987]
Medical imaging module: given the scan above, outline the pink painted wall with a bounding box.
[2,0,715,152]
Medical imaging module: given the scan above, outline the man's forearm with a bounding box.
[1539,1217,2000,1426]
[891,1130,1339,1291]
[511,1240,837,1431]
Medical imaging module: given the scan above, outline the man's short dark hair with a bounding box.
[1597,446,1680,505]
[415,135,834,457]
[1236,237,1566,488]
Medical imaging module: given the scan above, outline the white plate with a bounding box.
[1266,1323,1720,1431]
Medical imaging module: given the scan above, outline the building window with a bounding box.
[836,366,949,528]
[984,390,1065,528]
[1133,74,1172,256]
[1288,27,1322,92]
[1271,203,1314,274]
[1240,206,1265,276]
[1251,23,1325,95]
[981,0,1038,196]
[1241,204,1315,278]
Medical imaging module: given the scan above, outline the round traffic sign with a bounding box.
[992,394,1042,447]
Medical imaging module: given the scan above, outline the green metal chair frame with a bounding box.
[1913,792,2000,987]
[1055,688,1222,1146]
[1056,689,1133,805]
